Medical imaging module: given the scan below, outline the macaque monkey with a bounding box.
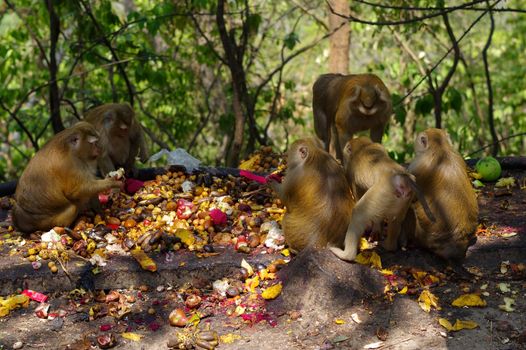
[268,138,355,251]
[313,73,392,160]
[13,122,123,233]
[329,137,435,261]
[84,103,149,176]
[404,128,479,262]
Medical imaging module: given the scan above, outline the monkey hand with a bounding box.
[106,177,125,190]
[266,175,283,197]
[139,153,149,163]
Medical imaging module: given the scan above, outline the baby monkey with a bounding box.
[330,137,434,261]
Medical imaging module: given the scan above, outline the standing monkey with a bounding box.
[405,128,479,262]
[329,137,434,261]
[84,103,149,176]
[313,73,392,160]
[268,138,355,252]
[13,122,123,233]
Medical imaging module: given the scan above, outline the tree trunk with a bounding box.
[328,0,349,74]
[46,0,64,133]
[228,84,245,166]
[216,0,251,166]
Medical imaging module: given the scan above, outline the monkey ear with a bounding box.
[418,133,428,150]
[67,133,81,148]
[298,145,309,160]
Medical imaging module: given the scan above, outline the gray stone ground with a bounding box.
[0,169,524,350]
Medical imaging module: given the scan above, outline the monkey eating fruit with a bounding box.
[84,103,149,176]
[13,122,123,233]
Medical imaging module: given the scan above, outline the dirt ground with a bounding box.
[0,167,524,350]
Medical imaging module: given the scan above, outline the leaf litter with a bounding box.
[0,151,524,349]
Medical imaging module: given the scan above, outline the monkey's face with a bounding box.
[68,124,103,161]
[103,111,133,138]
[114,115,132,137]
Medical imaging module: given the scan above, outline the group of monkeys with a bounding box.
[12,103,149,233]
[11,72,478,265]
[270,73,478,264]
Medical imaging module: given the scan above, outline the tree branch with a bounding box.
[467,132,525,157]
[354,0,525,14]
[45,0,64,133]
[396,0,501,106]
[4,0,50,67]
[0,101,39,150]
[78,0,135,106]
[326,0,502,26]
[438,12,460,95]
[188,67,221,151]
[482,0,499,156]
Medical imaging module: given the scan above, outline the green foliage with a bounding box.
[0,0,524,181]
[445,87,462,113]
[392,93,407,126]
[415,94,434,116]
[284,32,300,50]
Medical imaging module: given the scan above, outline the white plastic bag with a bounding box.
[148,148,202,172]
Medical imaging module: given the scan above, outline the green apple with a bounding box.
[475,156,501,181]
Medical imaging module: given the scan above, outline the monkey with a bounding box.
[329,137,435,261]
[268,138,355,252]
[12,122,123,233]
[400,128,479,263]
[84,103,149,176]
[312,73,392,160]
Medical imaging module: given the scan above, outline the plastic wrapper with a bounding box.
[22,289,49,303]
[148,148,201,172]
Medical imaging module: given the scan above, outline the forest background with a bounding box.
[0,0,524,182]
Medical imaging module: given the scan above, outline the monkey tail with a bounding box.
[328,221,361,262]
[406,177,436,223]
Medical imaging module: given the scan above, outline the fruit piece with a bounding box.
[97,333,116,349]
[130,248,157,272]
[169,308,188,327]
[261,283,282,300]
[184,295,202,309]
[475,156,501,181]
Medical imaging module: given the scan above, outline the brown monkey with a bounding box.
[13,122,123,233]
[268,138,355,251]
[405,128,479,262]
[329,137,434,260]
[84,103,149,176]
[313,73,392,160]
